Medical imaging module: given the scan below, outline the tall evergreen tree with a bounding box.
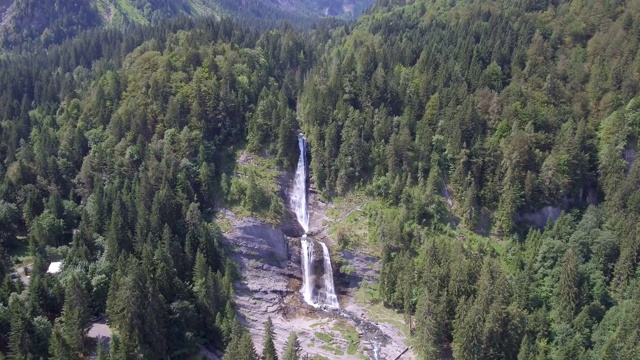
[554,249,580,323]
[282,332,301,360]
[49,272,91,358]
[262,317,278,360]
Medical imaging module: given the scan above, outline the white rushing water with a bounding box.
[291,134,309,233]
[319,242,340,309]
[291,133,339,309]
[300,235,316,306]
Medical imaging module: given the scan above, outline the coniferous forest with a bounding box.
[0,0,639,359]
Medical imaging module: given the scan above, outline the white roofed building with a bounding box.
[46,261,63,274]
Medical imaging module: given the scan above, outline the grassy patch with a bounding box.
[321,344,344,356]
[356,280,382,304]
[355,281,410,339]
[114,0,148,25]
[225,153,285,225]
[215,214,233,233]
[310,322,325,328]
[333,319,360,355]
[332,320,359,342]
[314,332,333,343]
[312,356,329,360]
[347,341,359,355]
[325,192,383,256]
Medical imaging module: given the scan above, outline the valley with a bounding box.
[0,0,639,359]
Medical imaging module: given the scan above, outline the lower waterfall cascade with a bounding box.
[318,242,340,308]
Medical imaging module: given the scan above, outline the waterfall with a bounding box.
[319,242,339,309]
[291,135,309,233]
[300,236,315,306]
[291,133,339,309]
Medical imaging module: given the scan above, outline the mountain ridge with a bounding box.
[0,0,373,48]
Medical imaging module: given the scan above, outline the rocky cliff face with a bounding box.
[219,209,301,310]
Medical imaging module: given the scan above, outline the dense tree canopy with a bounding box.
[0,0,639,358]
[0,13,315,358]
[296,0,640,358]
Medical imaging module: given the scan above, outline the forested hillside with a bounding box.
[297,0,640,358]
[0,15,317,358]
[0,0,372,49]
[0,0,639,359]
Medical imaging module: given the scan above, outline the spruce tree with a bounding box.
[554,248,580,323]
[96,338,108,360]
[240,332,259,360]
[282,332,301,360]
[262,317,278,360]
[517,335,536,360]
[50,272,91,357]
[223,318,245,360]
[8,293,32,360]
[415,290,443,359]
[49,319,77,360]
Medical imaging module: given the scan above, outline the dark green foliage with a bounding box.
[289,1,640,357]
[0,0,639,358]
[262,317,278,360]
[222,318,258,360]
[0,13,317,358]
[49,272,91,358]
[0,0,370,49]
[282,332,301,360]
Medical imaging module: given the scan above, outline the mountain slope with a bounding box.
[295,0,640,358]
[0,0,373,48]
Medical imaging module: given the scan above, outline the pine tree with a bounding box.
[282,332,301,360]
[262,317,278,360]
[193,249,208,283]
[554,248,580,323]
[50,272,91,357]
[415,290,444,359]
[49,319,77,360]
[223,318,246,360]
[8,293,32,360]
[109,334,127,360]
[31,316,52,359]
[240,332,259,360]
[96,338,108,360]
[517,335,537,360]
[106,259,147,357]
[154,239,182,303]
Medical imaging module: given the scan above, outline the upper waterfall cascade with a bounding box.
[291,134,309,233]
[290,134,339,309]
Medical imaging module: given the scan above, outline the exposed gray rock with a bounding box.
[339,250,380,288]
[625,148,637,168]
[518,206,563,228]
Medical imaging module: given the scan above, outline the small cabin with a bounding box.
[46,261,63,274]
